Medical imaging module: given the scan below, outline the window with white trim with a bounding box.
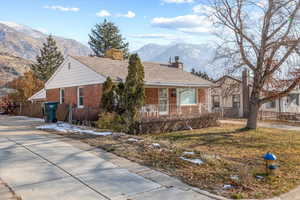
[265,100,276,109]
[60,88,65,104]
[232,94,240,108]
[212,95,220,108]
[77,87,84,108]
[177,88,197,105]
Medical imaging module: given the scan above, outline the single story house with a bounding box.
[211,70,250,118]
[261,88,300,113]
[37,52,214,118]
[212,70,300,118]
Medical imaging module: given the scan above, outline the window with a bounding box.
[159,88,168,115]
[266,100,276,109]
[177,88,197,105]
[212,95,220,108]
[232,95,240,108]
[77,87,84,108]
[60,88,65,104]
[287,94,299,105]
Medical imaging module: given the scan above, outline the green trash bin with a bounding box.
[44,102,59,123]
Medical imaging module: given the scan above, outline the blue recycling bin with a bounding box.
[44,102,59,123]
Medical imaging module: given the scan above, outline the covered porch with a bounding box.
[140,87,210,119]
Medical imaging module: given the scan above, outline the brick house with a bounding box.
[35,53,214,118]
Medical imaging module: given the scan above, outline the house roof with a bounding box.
[70,55,214,87]
[215,75,242,84]
[28,89,46,101]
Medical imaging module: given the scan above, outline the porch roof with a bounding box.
[71,56,215,87]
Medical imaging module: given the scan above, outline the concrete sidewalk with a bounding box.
[0,115,221,200]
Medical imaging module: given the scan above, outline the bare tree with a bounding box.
[209,0,300,129]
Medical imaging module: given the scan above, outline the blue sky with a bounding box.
[0,0,215,50]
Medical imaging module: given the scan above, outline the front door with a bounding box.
[159,88,168,115]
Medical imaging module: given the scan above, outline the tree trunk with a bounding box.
[246,101,259,129]
[246,78,261,129]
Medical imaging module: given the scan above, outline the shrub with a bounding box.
[138,113,220,134]
[97,112,125,132]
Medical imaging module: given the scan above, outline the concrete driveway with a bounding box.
[0,115,220,200]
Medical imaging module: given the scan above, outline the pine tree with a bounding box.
[191,68,213,81]
[31,35,64,81]
[101,77,116,113]
[122,54,145,133]
[88,19,129,58]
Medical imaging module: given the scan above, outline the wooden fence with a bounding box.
[8,102,100,125]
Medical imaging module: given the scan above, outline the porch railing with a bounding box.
[140,103,209,119]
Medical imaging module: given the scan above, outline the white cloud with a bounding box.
[162,0,194,4]
[36,28,48,34]
[151,15,213,33]
[117,11,136,18]
[44,5,80,12]
[96,10,111,17]
[130,33,178,39]
[192,4,214,15]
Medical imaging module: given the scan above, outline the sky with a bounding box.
[0,0,216,50]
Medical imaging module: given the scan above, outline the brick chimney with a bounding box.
[242,69,249,117]
[171,56,183,70]
[105,48,124,60]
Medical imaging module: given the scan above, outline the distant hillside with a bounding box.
[135,43,225,78]
[0,21,91,60]
[0,53,32,86]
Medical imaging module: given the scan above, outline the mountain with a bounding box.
[0,52,32,87]
[0,21,91,60]
[135,43,224,78]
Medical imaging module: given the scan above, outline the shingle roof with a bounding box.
[71,56,214,87]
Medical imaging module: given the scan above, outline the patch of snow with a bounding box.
[230,175,239,181]
[128,138,139,142]
[223,184,234,190]
[180,156,204,165]
[17,116,44,122]
[152,143,161,148]
[256,175,264,180]
[36,122,112,136]
[183,151,195,155]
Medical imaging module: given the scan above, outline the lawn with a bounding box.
[52,123,300,199]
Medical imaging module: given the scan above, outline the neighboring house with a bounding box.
[261,88,300,113]
[212,70,300,118]
[36,51,214,118]
[211,71,250,118]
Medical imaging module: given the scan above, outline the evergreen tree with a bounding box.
[31,35,64,81]
[191,68,213,81]
[101,77,116,113]
[122,54,145,134]
[88,19,129,58]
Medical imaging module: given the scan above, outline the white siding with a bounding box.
[45,56,106,90]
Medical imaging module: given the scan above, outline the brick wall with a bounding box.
[46,88,59,102]
[198,88,206,104]
[145,88,158,105]
[46,84,102,108]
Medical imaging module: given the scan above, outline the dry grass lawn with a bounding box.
[53,123,300,199]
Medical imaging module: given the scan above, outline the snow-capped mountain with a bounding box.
[135,43,225,78]
[0,21,91,60]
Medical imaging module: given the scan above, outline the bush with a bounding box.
[138,113,220,134]
[97,112,124,132]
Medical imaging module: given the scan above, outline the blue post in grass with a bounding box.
[263,152,277,175]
